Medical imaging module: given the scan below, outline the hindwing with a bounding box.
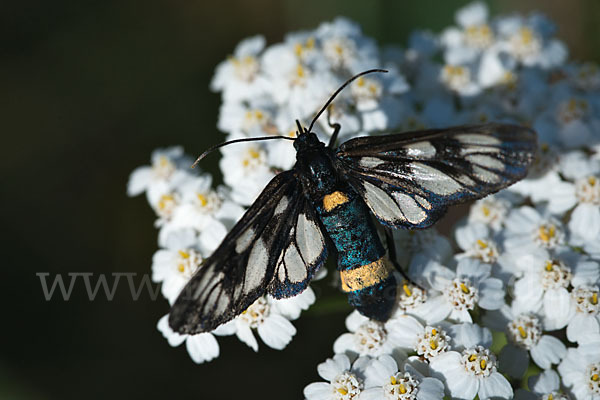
[335,123,536,229]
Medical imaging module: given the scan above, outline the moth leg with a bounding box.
[384,227,424,290]
[326,106,341,148]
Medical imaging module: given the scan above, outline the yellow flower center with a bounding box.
[196,193,208,207]
[158,194,174,210]
[460,283,471,294]
[539,225,556,242]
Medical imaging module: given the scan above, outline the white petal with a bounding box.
[569,203,600,242]
[333,333,356,355]
[386,315,424,348]
[346,310,369,331]
[271,287,316,320]
[530,335,567,369]
[572,260,600,287]
[478,372,513,400]
[543,288,573,330]
[364,355,398,388]
[450,323,492,349]
[303,382,332,400]
[430,352,478,398]
[357,388,380,400]
[567,314,600,343]
[257,314,296,350]
[456,258,491,283]
[547,181,577,213]
[127,166,152,196]
[413,294,452,323]
[185,333,219,363]
[317,360,342,382]
[528,369,560,393]
[416,377,445,400]
[448,307,473,323]
[156,314,187,347]
[317,354,352,381]
[477,278,505,310]
[235,323,258,352]
[558,348,583,387]
[212,320,237,336]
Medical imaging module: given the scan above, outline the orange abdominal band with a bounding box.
[340,257,393,292]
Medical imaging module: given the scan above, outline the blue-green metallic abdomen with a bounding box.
[317,187,385,270]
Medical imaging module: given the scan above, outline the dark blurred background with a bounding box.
[2,0,599,399]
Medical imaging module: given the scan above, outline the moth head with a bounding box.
[294,131,323,150]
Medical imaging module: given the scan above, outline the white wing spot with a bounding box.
[363,181,405,223]
[460,146,500,156]
[193,265,219,300]
[283,245,307,283]
[472,165,501,183]
[274,196,289,215]
[360,157,385,168]
[214,294,230,316]
[235,227,255,253]
[244,238,268,294]
[466,154,505,170]
[392,192,427,224]
[455,134,501,146]
[455,174,476,187]
[296,213,324,264]
[411,162,463,196]
[404,141,436,158]
[414,194,432,210]
[204,288,221,313]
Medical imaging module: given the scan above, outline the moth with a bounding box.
[169,69,536,334]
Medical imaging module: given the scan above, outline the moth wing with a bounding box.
[267,196,327,299]
[168,170,312,334]
[335,123,536,229]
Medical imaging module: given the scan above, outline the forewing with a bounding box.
[268,197,327,299]
[169,170,308,334]
[335,123,536,229]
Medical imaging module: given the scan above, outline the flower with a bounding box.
[304,353,370,400]
[512,250,599,330]
[567,285,600,344]
[425,258,505,323]
[389,315,452,361]
[430,344,512,400]
[361,354,445,400]
[558,333,600,400]
[484,304,567,377]
[151,228,203,304]
[333,311,408,357]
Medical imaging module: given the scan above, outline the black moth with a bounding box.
[169,69,536,334]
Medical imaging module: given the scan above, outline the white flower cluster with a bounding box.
[128,2,600,399]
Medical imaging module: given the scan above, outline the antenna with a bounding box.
[191,135,295,168]
[307,68,388,132]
